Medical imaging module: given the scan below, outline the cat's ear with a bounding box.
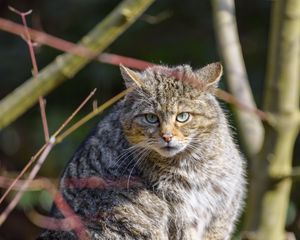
[120,64,143,88]
[195,62,223,91]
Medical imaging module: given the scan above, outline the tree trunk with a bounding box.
[250,0,300,239]
[211,0,264,159]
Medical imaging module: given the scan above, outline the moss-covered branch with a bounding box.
[211,0,264,159]
[0,0,155,129]
[245,0,300,239]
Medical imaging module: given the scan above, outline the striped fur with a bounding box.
[38,63,246,240]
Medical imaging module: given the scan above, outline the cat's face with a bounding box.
[120,63,222,158]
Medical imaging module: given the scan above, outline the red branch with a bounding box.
[0,88,96,207]
[0,175,143,236]
[216,89,268,121]
[52,191,88,239]
[0,144,47,206]
[0,17,152,70]
[27,210,81,232]
[9,7,50,142]
[0,138,55,226]
[62,176,144,189]
[0,89,96,233]
[0,16,268,118]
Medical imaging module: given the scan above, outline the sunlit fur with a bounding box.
[121,65,222,160]
[120,64,246,239]
[39,63,246,240]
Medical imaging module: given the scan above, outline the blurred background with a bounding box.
[0,0,299,239]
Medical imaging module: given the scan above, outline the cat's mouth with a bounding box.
[162,146,178,151]
[156,145,184,157]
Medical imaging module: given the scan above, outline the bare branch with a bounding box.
[0,137,55,226]
[0,144,47,205]
[56,88,131,143]
[0,17,95,58]
[0,89,96,208]
[0,176,56,191]
[0,17,155,70]
[26,209,80,232]
[211,0,264,158]
[0,141,89,239]
[52,88,97,138]
[9,6,50,142]
[272,166,300,182]
[0,0,155,130]
[216,89,268,121]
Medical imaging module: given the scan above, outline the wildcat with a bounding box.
[38,62,246,240]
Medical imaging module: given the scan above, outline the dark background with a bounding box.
[0,0,298,239]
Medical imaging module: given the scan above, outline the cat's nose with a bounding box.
[162,133,173,143]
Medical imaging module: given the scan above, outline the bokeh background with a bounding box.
[0,0,299,239]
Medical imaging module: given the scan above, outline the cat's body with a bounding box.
[38,63,246,240]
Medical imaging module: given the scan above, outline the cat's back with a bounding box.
[39,101,170,240]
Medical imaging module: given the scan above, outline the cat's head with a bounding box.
[120,63,223,158]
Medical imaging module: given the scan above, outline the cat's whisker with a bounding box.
[122,140,155,175]
[126,149,150,189]
[112,142,149,169]
[120,146,148,175]
[112,145,142,168]
[115,140,156,174]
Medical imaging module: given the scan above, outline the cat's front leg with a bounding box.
[202,216,233,240]
[202,200,241,240]
[184,222,206,240]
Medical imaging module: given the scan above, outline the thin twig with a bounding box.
[216,89,268,121]
[9,6,50,142]
[0,176,56,191]
[0,143,47,205]
[0,137,55,226]
[26,209,80,232]
[56,88,131,143]
[98,53,154,69]
[52,88,97,138]
[2,176,88,238]
[0,175,142,237]
[0,89,96,208]
[0,17,154,70]
[50,190,88,239]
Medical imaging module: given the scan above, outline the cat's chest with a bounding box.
[169,187,215,240]
[152,164,228,220]
[156,170,217,212]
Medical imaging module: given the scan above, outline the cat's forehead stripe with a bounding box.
[144,65,204,90]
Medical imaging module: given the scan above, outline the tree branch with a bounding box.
[211,0,264,159]
[0,137,55,226]
[272,166,300,182]
[9,7,50,142]
[247,0,300,239]
[0,0,155,130]
[0,17,155,70]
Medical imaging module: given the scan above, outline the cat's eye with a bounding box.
[145,113,159,124]
[176,112,190,123]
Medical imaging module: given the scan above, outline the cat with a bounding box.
[38,62,246,240]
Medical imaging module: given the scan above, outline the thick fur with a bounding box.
[38,63,246,240]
